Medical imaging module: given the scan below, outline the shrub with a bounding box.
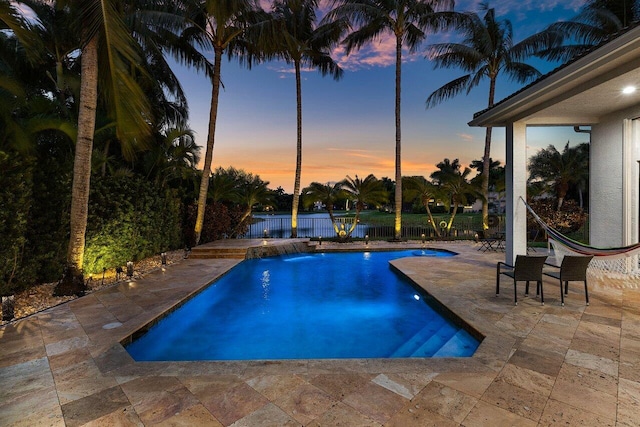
[0,151,33,295]
[183,202,246,246]
[82,176,182,274]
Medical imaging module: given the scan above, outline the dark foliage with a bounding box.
[82,176,183,274]
[0,151,33,296]
[183,202,247,246]
[528,199,587,235]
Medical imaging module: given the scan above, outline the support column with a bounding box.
[505,122,528,264]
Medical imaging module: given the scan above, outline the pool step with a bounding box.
[389,318,448,357]
[189,247,247,259]
[432,329,478,358]
[408,323,459,357]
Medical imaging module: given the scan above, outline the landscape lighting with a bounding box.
[623,86,636,94]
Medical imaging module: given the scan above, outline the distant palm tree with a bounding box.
[425,4,542,231]
[342,174,388,238]
[528,142,589,211]
[326,0,455,240]
[539,0,640,62]
[183,0,267,245]
[209,167,241,204]
[404,176,442,237]
[302,181,346,236]
[233,175,272,236]
[269,0,345,238]
[431,158,476,232]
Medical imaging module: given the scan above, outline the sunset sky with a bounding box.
[176,0,591,192]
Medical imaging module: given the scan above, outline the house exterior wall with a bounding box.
[591,105,640,247]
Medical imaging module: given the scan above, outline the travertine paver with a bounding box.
[0,239,639,426]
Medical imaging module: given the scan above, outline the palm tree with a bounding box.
[233,175,272,236]
[528,142,588,211]
[302,181,346,236]
[327,0,454,240]
[56,0,161,295]
[404,176,442,237]
[181,0,267,245]
[539,0,640,62]
[269,0,345,238]
[342,174,388,238]
[431,158,476,232]
[209,167,241,204]
[425,4,542,231]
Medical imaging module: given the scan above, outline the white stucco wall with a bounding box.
[591,105,640,247]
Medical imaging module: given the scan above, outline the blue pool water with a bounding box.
[126,250,480,361]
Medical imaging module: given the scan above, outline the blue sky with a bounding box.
[178,0,591,192]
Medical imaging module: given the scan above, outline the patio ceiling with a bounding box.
[469,25,640,127]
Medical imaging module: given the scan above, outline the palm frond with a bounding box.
[425,74,471,109]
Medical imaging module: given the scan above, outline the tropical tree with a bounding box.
[327,0,454,240]
[404,175,442,237]
[341,174,388,238]
[302,181,346,236]
[209,167,241,203]
[470,157,505,212]
[233,174,272,236]
[425,3,544,231]
[539,0,640,62]
[141,127,200,188]
[182,0,267,246]
[430,158,477,232]
[269,0,345,237]
[528,142,589,211]
[56,0,173,295]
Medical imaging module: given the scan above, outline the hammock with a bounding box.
[521,197,640,278]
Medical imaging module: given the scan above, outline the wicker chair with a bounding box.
[543,255,593,306]
[496,255,548,305]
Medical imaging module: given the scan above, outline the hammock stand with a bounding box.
[521,197,640,278]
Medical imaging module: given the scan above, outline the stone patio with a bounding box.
[1,240,639,426]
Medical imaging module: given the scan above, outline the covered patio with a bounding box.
[469,25,640,269]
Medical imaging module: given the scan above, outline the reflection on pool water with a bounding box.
[126,249,480,361]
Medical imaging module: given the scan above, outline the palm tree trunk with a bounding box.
[58,36,99,296]
[194,47,223,245]
[447,202,459,232]
[327,207,340,235]
[291,60,303,238]
[425,204,441,238]
[481,76,496,230]
[393,35,402,240]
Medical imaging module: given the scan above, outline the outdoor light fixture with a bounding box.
[85,273,93,286]
[263,229,268,238]
[318,236,322,245]
[421,233,426,244]
[184,245,191,259]
[101,267,106,286]
[623,86,636,94]
[126,261,134,278]
[365,234,369,245]
[115,266,123,281]
[161,252,167,266]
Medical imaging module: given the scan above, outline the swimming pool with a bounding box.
[125,249,480,361]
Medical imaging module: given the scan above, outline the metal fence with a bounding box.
[244,215,491,240]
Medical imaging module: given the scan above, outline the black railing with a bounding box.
[245,216,493,240]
